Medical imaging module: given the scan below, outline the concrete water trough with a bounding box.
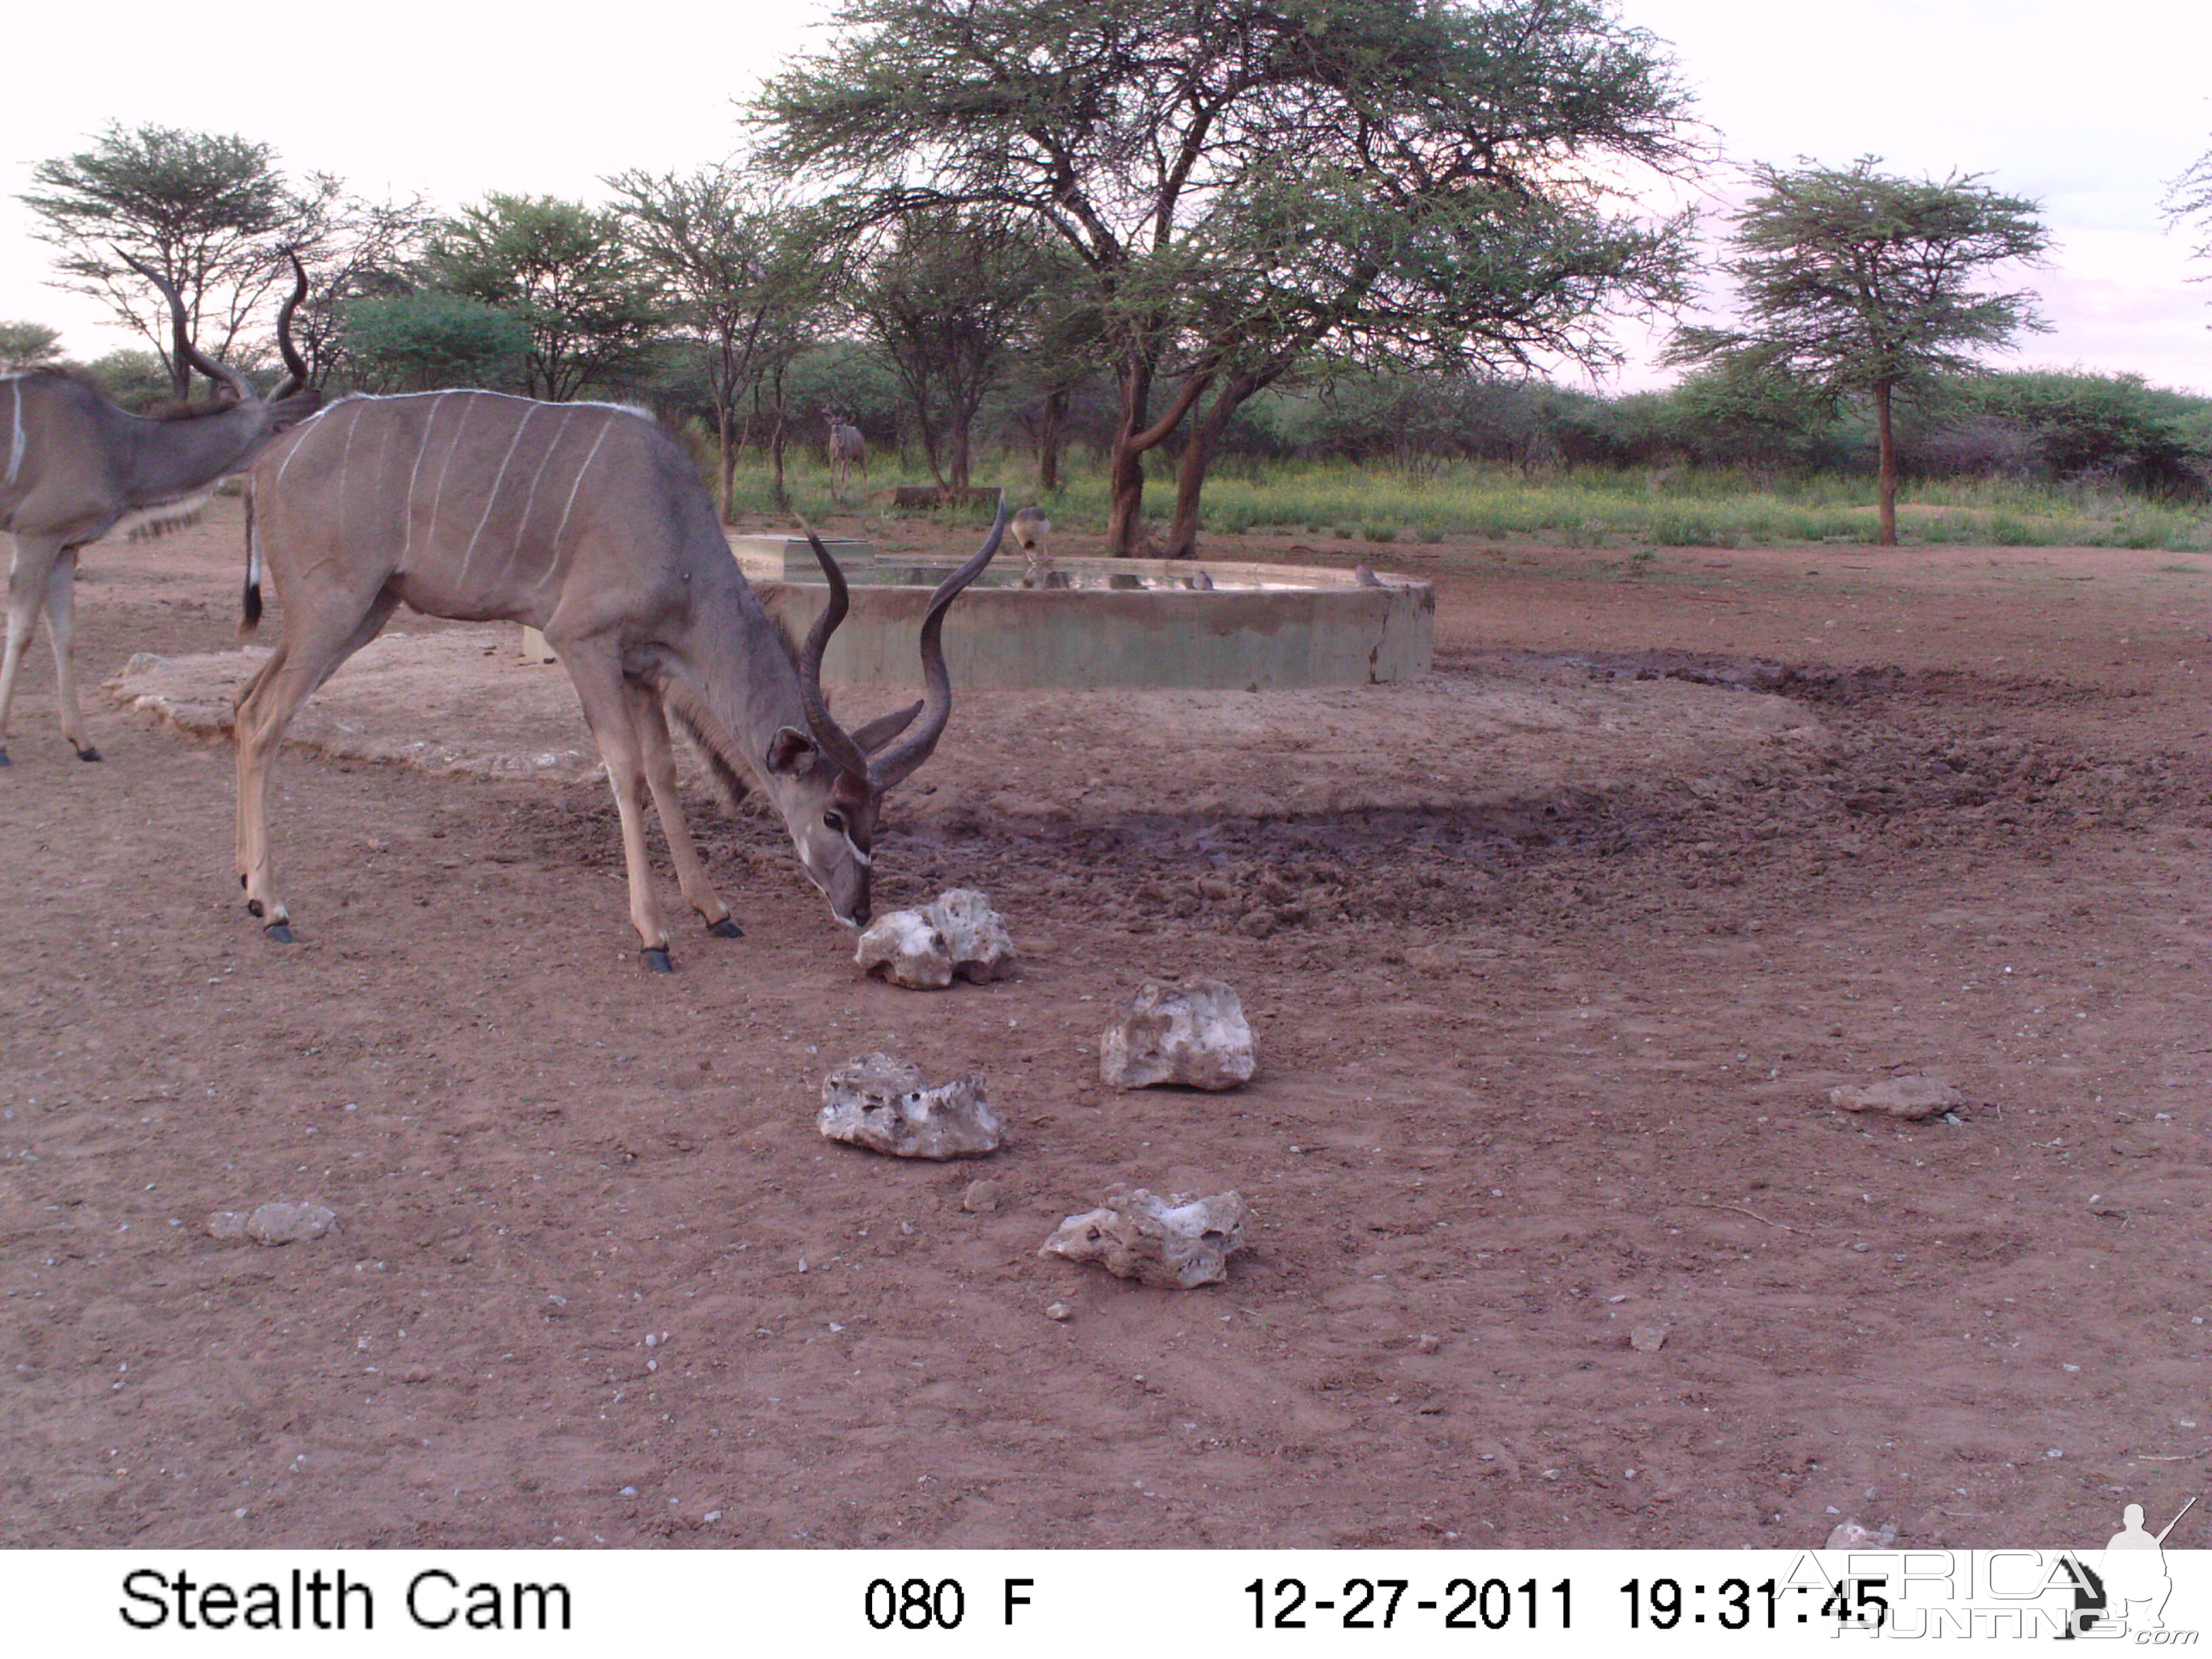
[523,539,1433,690]
[749,554,1434,691]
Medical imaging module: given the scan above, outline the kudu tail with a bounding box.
[240,488,263,638]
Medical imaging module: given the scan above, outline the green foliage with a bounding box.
[999,453,2209,552]
[607,168,839,515]
[20,121,334,393]
[430,193,664,400]
[337,292,529,393]
[758,0,1702,549]
[1666,158,2051,398]
[81,349,176,411]
[1943,371,2212,496]
[781,340,903,438]
[1667,157,2051,543]
[2163,139,2212,287]
[0,321,66,369]
[853,209,1052,488]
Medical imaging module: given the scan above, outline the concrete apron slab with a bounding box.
[756,559,1434,691]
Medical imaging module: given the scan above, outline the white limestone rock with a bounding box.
[855,910,954,989]
[933,888,1017,983]
[208,1201,337,1245]
[1828,1074,1961,1120]
[817,1052,1004,1160]
[1099,979,1256,1090]
[853,890,1017,989]
[1040,1185,1248,1289]
[1824,1517,1898,1549]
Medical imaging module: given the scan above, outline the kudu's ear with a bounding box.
[269,389,323,432]
[765,726,817,775]
[848,701,924,755]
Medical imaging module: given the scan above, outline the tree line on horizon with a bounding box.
[7,1,2212,548]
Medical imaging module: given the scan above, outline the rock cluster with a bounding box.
[1040,1185,1248,1289]
[855,888,1017,989]
[817,1053,1004,1160]
[1099,979,1255,1090]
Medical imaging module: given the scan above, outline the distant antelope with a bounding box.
[237,388,1003,968]
[825,417,867,498]
[0,254,316,766]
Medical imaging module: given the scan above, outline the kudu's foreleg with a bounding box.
[0,534,64,766]
[234,588,399,941]
[630,687,741,938]
[558,647,676,970]
[42,550,98,761]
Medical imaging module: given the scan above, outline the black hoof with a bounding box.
[707,916,743,939]
[76,746,102,763]
[0,747,9,766]
[264,922,293,944]
[642,947,674,973]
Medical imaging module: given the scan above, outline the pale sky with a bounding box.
[3,0,2207,393]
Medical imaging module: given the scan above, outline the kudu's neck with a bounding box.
[104,398,273,506]
[661,541,815,787]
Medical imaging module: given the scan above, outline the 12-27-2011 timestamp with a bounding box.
[1248,1576,1571,1631]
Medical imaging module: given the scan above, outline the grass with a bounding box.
[699,452,2212,553]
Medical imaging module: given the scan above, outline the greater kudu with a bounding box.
[0,255,316,765]
[237,388,1002,967]
[825,417,867,498]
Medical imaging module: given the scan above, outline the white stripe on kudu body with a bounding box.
[459,402,535,586]
[5,378,25,488]
[232,389,1005,969]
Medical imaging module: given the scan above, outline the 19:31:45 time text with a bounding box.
[1247,1577,1571,1630]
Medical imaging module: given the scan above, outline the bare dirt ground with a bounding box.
[3,499,2208,1551]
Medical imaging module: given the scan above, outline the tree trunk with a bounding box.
[1163,373,1266,557]
[914,404,947,488]
[716,401,736,525]
[1103,439,1148,554]
[947,417,971,492]
[1875,378,1898,548]
[715,334,739,524]
[1103,361,1155,554]
[169,314,192,401]
[769,368,790,512]
[1164,386,1238,556]
[1037,386,1066,493]
[1103,355,1212,555]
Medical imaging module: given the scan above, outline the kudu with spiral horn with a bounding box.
[235,387,1002,966]
[0,250,315,765]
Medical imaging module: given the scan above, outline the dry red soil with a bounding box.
[2,501,2208,1549]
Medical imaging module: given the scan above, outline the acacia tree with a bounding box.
[757,0,1698,555]
[20,123,339,397]
[0,322,66,371]
[608,167,829,519]
[852,211,1049,491]
[1665,158,2050,546]
[2165,138,2212,308]
[287,193,439,388]
[431,194,664,401]
[337,293,529,392]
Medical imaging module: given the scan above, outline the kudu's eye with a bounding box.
[823,811,846,834]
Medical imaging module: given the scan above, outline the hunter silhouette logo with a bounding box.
[2085,1497,2196,1636]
